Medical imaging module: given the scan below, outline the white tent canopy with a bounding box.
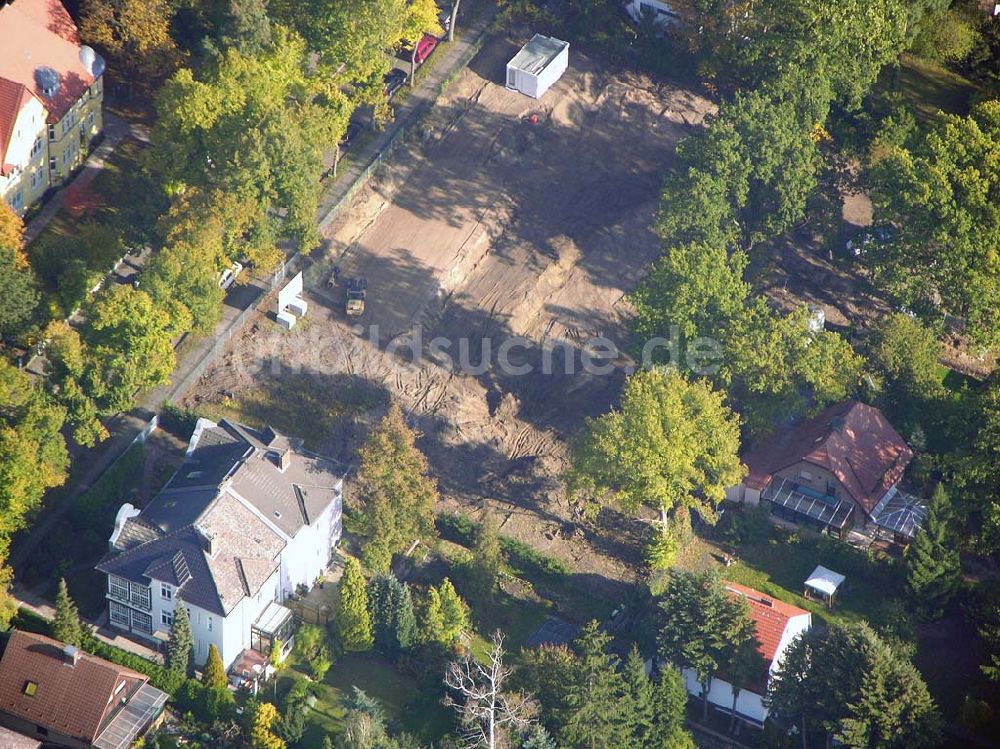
[804,565,845,599]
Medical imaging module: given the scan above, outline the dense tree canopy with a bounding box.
[769,622,941,749]
[871,100,1000,347]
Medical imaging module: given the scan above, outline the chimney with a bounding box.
[62,644,79,667]
[279,449,291,472]
[196,527,217,557]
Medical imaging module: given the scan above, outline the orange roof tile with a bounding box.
[724,581,810,664]
[0,631,147,743]
[0,77,37,174]
[0,0,98,126]
[743,401,913,516]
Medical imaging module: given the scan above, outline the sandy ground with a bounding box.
[182,37,713,596]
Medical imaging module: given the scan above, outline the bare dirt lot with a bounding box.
[182,36,713,598]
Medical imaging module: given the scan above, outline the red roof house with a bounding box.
[733,401,913,534]
[0,631,167,749]
[681,582,812,726]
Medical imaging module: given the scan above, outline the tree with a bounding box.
[559,621,629,749]
[356,404,439,573]
[402,0,442,83]
[768,622,941,749]
[0,245,37,336]
[657,571,751,721]
[336,557,374,652]
[0,361,68,555]
[444,631,534,749]
[52,578,84,647]
[438,578,471,645]
[79,0,181,89]
[905,484,960,619]
[953,381,1000,554]
[203,0,274,56]
[83,286,187,413]
[166,600,194,678]
[871,100,1000,348]
[722,301,863,435]
[630,239,749,348]
[151,29,349,252]
[723,615,765,733]
[623,647,655,747]
[868,313,945,431]
[293,623,332,680]
[466,514,502,606]
[0,202,24,263]
[202,643,228,690]
[567,368,744,561]
[650,668,696,749]
[247,700,287,749]
[368,574,417,655]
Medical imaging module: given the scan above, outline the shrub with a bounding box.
[87,640,185,695]
[160,402,200,440]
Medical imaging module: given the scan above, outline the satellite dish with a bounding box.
[79,45,105,78]
[35,66,60,98]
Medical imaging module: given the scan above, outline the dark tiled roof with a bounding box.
[0,631,147,744]
[97,419,341,615]
[743,401,913,515]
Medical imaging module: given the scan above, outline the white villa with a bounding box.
[97,419,343,670]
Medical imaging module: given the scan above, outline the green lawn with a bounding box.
[672,520,902,629]
[276,652,453,746]
[887,54,979,123]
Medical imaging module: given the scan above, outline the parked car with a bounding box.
[846,224,897,257]
[384,68,408,98]
[401,32,439,64]
[218,261,243,290]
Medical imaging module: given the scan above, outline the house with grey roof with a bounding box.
[96,419,343,670]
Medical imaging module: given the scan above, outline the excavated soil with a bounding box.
[182,38,714,597]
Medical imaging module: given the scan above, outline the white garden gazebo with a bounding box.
[803,565,845,609]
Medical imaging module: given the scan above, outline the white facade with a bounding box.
[506,35,569,100]
[625,0,678,27]
[682,611,811,726]
[280,499,342,594]
[0,97,49,214]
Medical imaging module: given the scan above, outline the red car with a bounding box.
[402,32,439,65]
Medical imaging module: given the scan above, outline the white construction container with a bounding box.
[505,34,569,99]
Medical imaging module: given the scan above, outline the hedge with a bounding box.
[435,513,570,583]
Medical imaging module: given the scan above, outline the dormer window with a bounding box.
[23,681,37,697]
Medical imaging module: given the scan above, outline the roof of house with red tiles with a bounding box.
[724,581,810,665]
[0,0,97,126]
[742,400,913,515]
[0,77,36,175]
[0,630,147,744]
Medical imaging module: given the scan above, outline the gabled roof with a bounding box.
[98,419,342,616]
[0,77,36,175]
[743,401,913,515]
[0,631,147,744]
[0,0,101,124]
[98,492,284,616]
[724,582,810,666]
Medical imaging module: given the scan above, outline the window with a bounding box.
[88,111,95,128]
[10,191,23,210]
[23,681,37,697]
[129,582,151,611]
[31,171,42,189]
[109,601,129,627]
[109,576,129,600]
[131,611,153,634]
[207,616,213,632]
[161,583,172,600]
[47,124,55,141]
[30,137,43,157]
[161,611,174,627]
[49,158,56,172]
